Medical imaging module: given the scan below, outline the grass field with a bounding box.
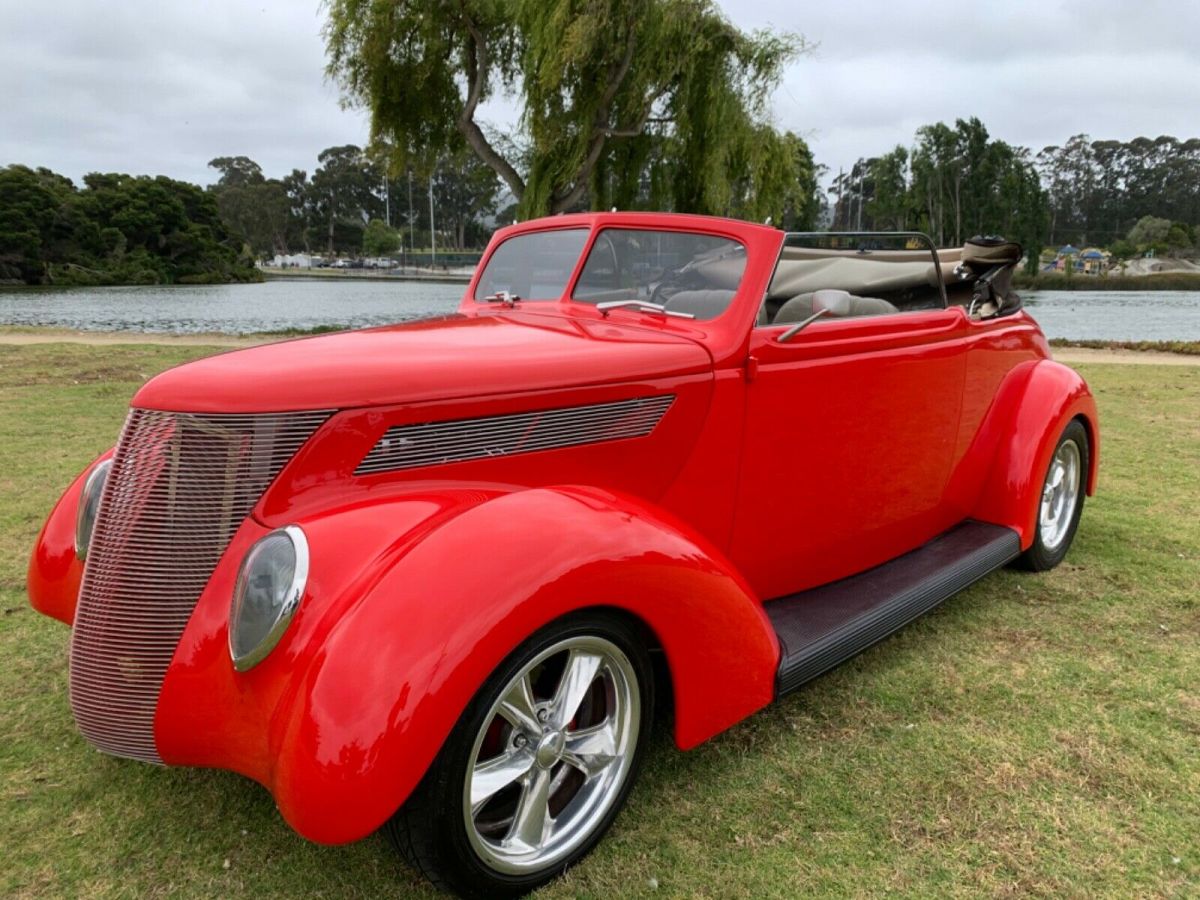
[2,343,1197,898]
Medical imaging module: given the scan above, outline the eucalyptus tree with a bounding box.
[323,0,808,219]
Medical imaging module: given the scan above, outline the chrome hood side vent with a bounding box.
[69,408,331,763]
[355,395,675,475]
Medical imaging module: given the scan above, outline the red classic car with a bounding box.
[29,212,1098,898]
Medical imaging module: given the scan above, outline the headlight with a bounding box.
[75,459,112,561]
[228,525,309,672]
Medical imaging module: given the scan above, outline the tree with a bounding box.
[363,218,401,256]
[868,147,911,231]
[324,0,808,218]
[0,164,257,285]
[310,145,380,253]
[207,157,291,256]
[208,156,266,187]
[432,153,502,249]
[1127,215,1171,249]
[1165,221,1194,256]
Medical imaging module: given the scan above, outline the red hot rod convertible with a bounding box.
[29,212,1098,898]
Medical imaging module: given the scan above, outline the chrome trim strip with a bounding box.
[355,395,675,475]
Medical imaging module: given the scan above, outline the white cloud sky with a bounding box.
[2,0,1198,188]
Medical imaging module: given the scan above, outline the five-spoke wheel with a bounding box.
[387,612,652,899]
[1018,418,1089,571]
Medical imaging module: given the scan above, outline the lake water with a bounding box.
[0,279,1197,341]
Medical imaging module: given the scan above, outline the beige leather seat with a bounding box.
[663,289,736,320]
[774,289,898,324]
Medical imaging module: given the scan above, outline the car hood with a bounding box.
[132,311,712,413]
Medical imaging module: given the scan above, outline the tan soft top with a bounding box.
[767,247,963,301]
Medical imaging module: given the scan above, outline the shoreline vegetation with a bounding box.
[0,166,260,287]
[259,266,470,284]
[1016,271,1200,291]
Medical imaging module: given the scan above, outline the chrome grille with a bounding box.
[355,395,675,475]
[69,408,330,763]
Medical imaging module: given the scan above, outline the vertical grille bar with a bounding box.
[69,408,330,763]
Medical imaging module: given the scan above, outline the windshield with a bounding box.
[474,229,589,301]
[573,229,746,320]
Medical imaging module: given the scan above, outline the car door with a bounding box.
[730,308,968,600]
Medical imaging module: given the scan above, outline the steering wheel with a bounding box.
[650,268,701,306]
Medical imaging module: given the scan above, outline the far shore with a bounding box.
[2,326,1198,365]
[260,266,471,284]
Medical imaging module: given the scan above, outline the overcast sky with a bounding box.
[3,0,1198,191]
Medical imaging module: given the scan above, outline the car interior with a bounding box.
[753,234,1025,327]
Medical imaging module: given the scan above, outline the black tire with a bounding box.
[385,610,654,899]
[1016,418,1088,571]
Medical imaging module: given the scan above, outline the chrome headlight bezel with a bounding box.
[75,458,113,561]
[228,525,309,672]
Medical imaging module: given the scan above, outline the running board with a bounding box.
[768,521,1021,696]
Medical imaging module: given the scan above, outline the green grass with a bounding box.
[2,344,1198,898]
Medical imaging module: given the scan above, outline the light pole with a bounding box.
[407,168,415,266]
[429,160,437,268]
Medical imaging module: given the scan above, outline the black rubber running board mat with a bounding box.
[769,520,1020,696]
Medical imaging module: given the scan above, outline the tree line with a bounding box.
[834,120,1200,271]
[207,147,503,259]
[0,166,260,286]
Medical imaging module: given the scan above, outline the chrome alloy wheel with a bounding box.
[1039,438,1082,552]
[462,635,640,875]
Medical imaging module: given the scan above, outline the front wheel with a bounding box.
[387,611,653,899]
[1017,418,1088,571]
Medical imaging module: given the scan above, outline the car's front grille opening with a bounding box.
[69,408,330,763]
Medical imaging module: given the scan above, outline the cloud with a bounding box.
[0,1,369,185]
[735,0,1200,181]
[2,0,1197,189]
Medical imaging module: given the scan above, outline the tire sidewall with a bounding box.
[1026,418,1089,570]
[413,610,654,898]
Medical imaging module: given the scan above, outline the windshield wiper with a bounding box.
[595,299,695,320]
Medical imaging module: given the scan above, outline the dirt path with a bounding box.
[1050,347,1200,366]
[0,328,261,347]
[1,328,1197,366]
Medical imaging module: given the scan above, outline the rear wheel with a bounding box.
[387,611,653,899]
[1017,418,1088,571]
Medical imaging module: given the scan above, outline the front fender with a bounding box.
[27,449,114,625]
[158,486,778,845]
[971,359,1099,546]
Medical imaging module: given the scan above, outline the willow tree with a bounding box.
[323,0,807,218]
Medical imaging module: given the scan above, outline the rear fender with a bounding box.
[159,486,778,844]
[970,360,1099,546]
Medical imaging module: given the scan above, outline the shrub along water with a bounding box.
[1015,271,1200,291]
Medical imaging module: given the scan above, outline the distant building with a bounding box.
[270,253,321,268]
